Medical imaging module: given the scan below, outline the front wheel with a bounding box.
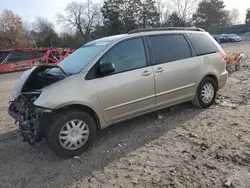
[192,77,217,108]
[47,110,97,158]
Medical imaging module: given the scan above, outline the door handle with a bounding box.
[141,70,152,76]
[155,67,164,73]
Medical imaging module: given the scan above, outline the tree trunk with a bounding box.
[77,24,85,39]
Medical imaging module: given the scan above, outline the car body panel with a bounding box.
[33,72,106,127]
[12,67,36,99]
[193,33,227,89]
[152,56,201,108]
[95,66,155,123]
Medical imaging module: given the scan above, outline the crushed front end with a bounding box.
[7,64,67,145]
[8,93,49,144]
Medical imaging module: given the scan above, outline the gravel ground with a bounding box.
[0,41,250,188]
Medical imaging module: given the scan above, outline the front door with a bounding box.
[95,37,155,123]
[147,34,201,108]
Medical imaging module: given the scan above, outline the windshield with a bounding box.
[57,45,106,75]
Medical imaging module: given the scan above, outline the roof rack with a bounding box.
[128,27,205,34]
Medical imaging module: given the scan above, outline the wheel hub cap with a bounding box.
[59,119,89,150]
[201,83,214,104]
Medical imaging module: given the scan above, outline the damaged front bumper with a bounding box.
[8,94,52,145]
[8,64,66,145]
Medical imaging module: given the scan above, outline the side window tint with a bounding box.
[186,33,218,56]
[149,34,192,65]
[101,38,147,73]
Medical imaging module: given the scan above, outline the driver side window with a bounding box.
[100,37,147,74]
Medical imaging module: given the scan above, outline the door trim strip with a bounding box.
[105,94,155,111]
[105,83,195,111]
[155,83,195,97]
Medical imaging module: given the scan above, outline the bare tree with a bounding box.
[57,0,99,42]
[22,21,36,47]
[31,16,55,44]
[229,8,240,25]
[32,16,54,33]
[173,0,199,26]
[156,0,173,24]
[31,16,60,47]
[246,8,250,24]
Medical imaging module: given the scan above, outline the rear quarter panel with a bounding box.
[198,52,226,79]
[194,33,227,89]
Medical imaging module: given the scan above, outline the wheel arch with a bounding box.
[201,74,219,91]
[54,104,101,130]
[192,74,218,108]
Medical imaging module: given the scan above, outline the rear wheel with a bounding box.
[192,77,217,108]
[47,109,97,158]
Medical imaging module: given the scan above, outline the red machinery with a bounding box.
[0,48,74,73]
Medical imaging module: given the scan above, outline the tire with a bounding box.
[192,77,217,108]
[47,109,97,158]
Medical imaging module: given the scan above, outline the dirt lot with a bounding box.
[1,41,250,188]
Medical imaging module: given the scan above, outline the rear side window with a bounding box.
[186,33,218,56]
[148,34,192,65]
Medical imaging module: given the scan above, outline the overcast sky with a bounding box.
[0,0,249,31]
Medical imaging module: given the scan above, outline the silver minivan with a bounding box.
[8,27,228,158]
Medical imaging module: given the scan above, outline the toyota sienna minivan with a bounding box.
[8,27,228,158]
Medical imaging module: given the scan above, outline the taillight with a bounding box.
[220,50,228,67]
[220,50,227,60]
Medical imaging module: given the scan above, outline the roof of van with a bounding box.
[84,28,206,47]
[84,34,128,46]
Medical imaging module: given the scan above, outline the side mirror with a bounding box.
[99,63,115,76]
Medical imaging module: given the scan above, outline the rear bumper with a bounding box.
[218,70,228,90]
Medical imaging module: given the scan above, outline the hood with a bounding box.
[12,64,68,99]
[13,67,36,99]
